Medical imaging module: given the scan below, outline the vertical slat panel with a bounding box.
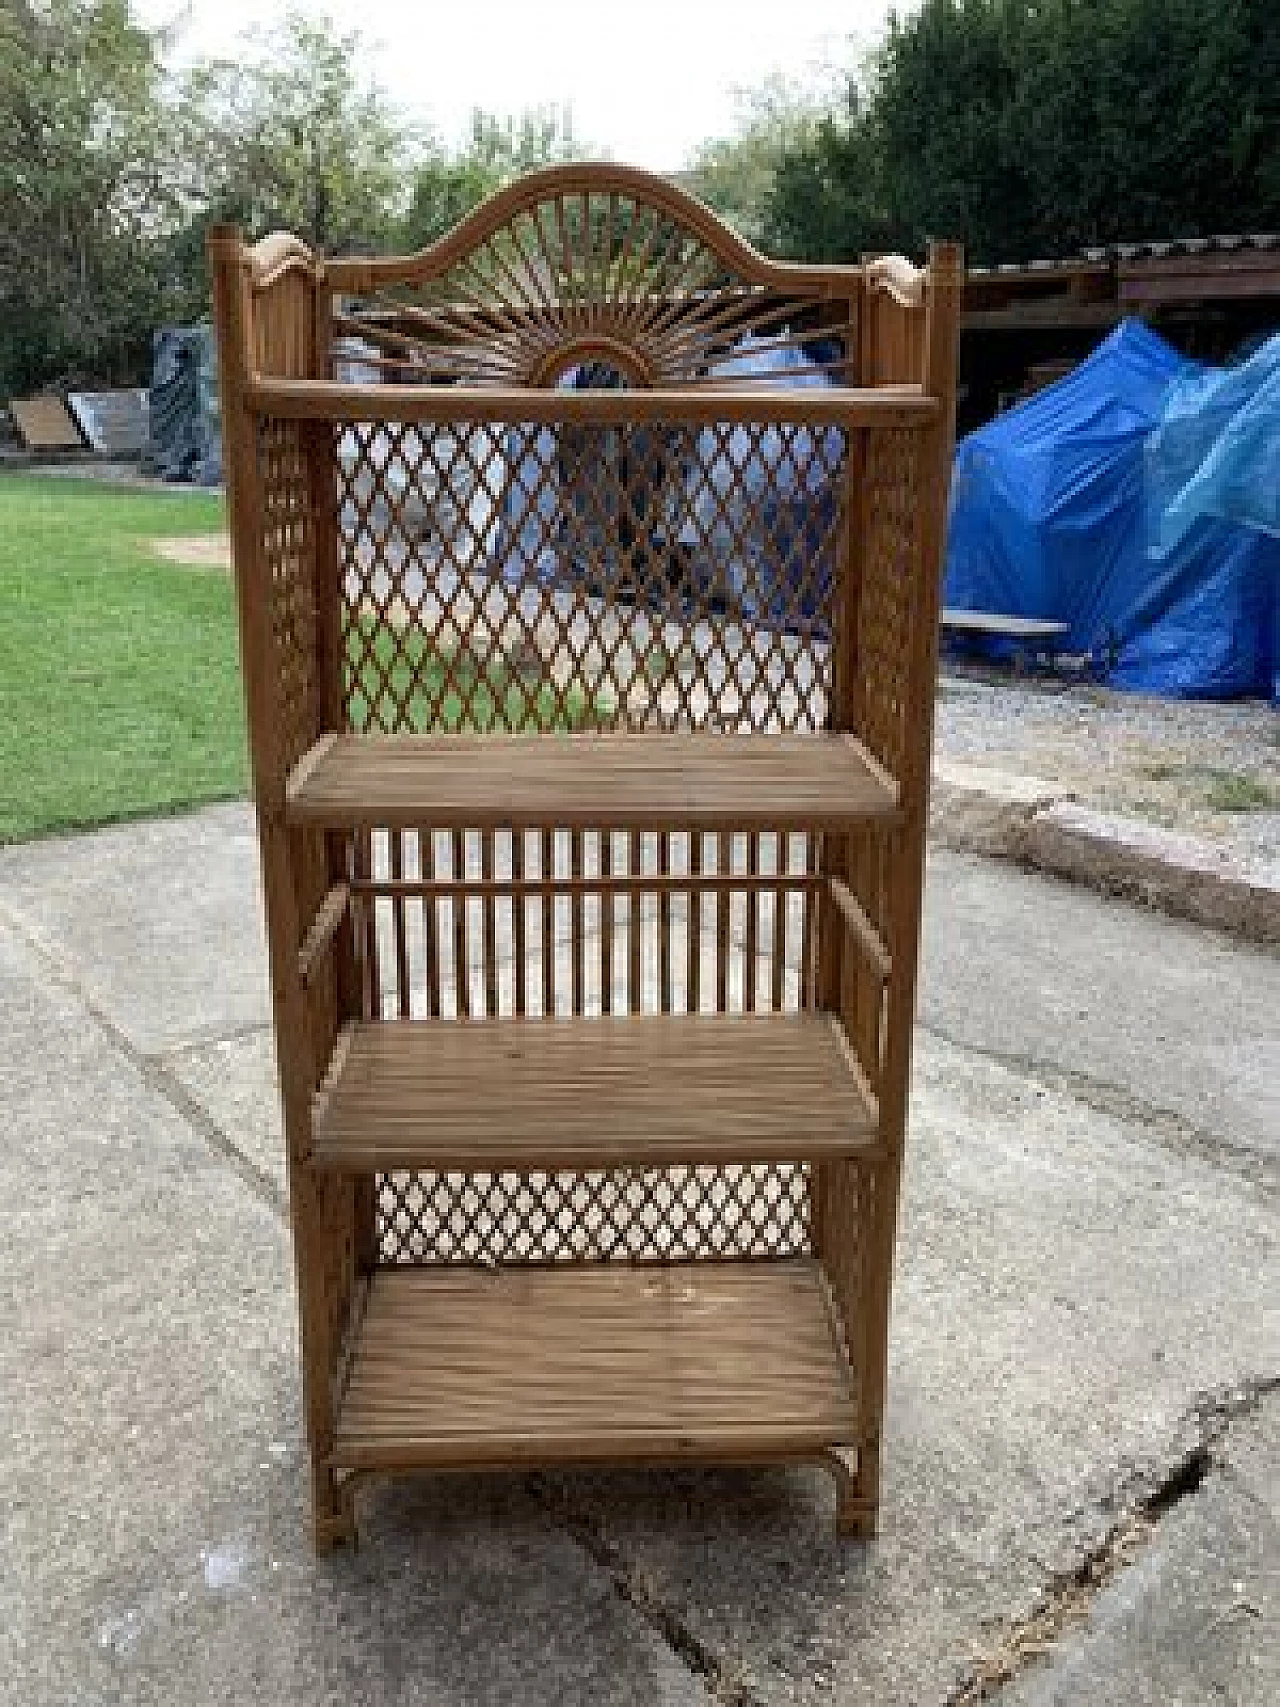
[600,830,613,1015]
[801,833,816,1010]
[688,831,702,1016]
[658,830,671,1014]
[329,826,362,1029]
[390,832,410,1019]
[744,832,759,1012]
[512,828,527,1016]
[353,830,377,1020]
[772,834,787,1014]
[452,828,470,1018]
[482,831,498,1017]
[422,828,439,1018]
[542,829,555,1017]
[571,830,585,1015]
[628,829,642,1015]
[715,831,729,1014]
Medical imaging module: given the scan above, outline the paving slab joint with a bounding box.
[919,1016,1280,1200]
[0,895,286,1217]
[943,1372,1280,1705]
[528,1474,758,1705]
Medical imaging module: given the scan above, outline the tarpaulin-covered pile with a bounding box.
[945,320,1279,698]
[148,327,221,485]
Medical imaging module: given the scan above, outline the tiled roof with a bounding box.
[970,234,1280,276]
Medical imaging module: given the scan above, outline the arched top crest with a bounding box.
[329,162,855,299]
[249,164,927,389]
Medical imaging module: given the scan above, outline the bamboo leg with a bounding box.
[824,1444,879,1539]
[312,1465,359,1554]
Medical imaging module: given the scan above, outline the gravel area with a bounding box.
[936,667,1280,875]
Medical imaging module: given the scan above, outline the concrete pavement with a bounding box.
[1,804,1275,1705]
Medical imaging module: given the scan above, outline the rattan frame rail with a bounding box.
[209,163,961,1552]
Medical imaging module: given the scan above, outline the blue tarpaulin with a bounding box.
[944,320,1279,699]
[147,327,221,485]
[1147,331,1280,549]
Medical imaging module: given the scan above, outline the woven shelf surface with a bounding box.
[331,1258,857,1470]
[286,731,899,831]
[313,1012,878,1171]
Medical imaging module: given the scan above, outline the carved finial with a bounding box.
[864,255,925,308]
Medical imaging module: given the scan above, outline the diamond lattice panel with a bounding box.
[855,425,923,778]
[334,414,846,737]
[377,1163,811,1265]
[258,418,319,773]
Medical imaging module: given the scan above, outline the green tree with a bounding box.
[1011,0,1280,253]
[177,10,411,251]
[686,75,836,247]
[0,0,185,393]
[767,0,1280,265]
[401,106,583,249]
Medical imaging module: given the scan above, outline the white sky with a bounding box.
[138,1,892,170]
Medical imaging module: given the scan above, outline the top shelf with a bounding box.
[285,731,899,831]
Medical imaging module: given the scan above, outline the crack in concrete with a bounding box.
[157,1019,275,1058]
[919,1015,1279,1198]
[944,1374,1280,1705]
[529,1475,756,1705]
[0,899,286,1217]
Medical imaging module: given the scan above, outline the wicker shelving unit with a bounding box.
[209,165,961,1551]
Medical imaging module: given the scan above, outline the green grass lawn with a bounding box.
[0,473,599,842]
[349,621,595,733]
[0,473,242,841]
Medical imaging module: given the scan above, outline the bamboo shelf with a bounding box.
[210,162,961,1554]
[312,1014,879,1171]
[331,1261,857,1472]
[286,731,900,831]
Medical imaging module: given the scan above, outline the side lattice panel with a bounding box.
[852,425,925,782]
[258,418,321,776]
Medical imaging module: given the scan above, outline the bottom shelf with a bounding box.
[330,1259,857,1471]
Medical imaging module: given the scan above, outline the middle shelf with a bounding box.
[285,730,900,831]
[312,1012,879,1171]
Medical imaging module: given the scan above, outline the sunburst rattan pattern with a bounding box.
[332,173,855,391]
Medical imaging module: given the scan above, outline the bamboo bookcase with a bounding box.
[209,165,961,1552]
